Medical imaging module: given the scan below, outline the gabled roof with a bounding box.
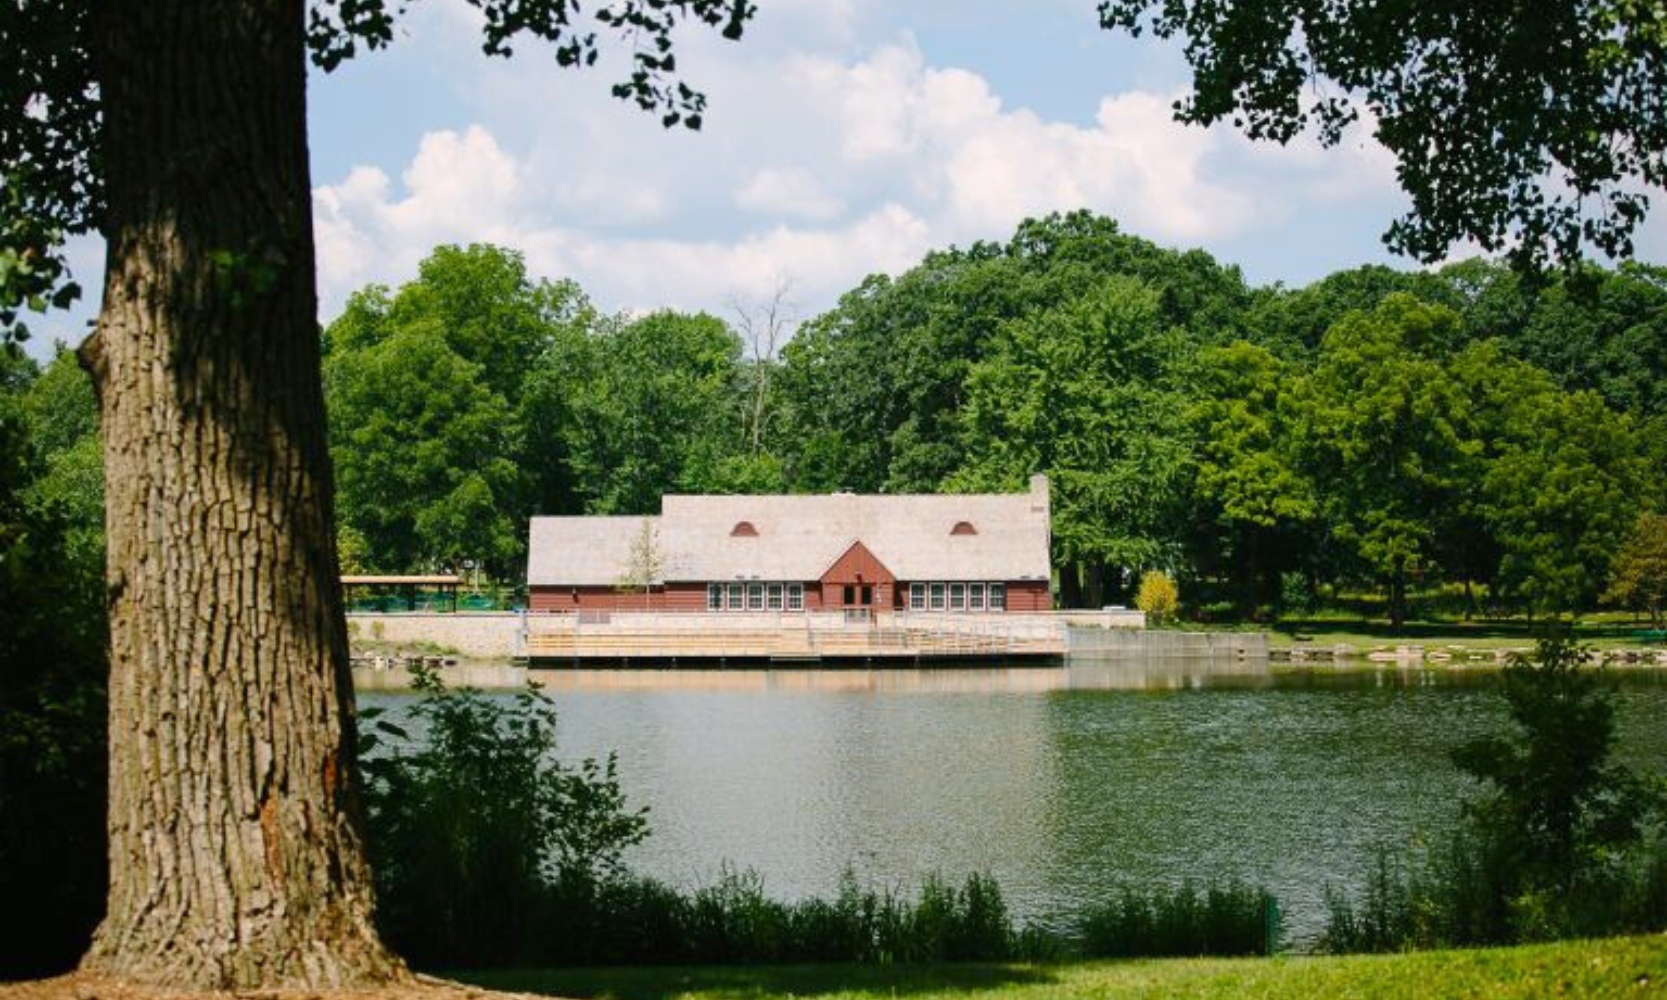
[526,476,1051,586]
[527,515,658,587]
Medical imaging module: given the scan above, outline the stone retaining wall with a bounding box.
[347,612,522,659]
[1067,628,1268,659]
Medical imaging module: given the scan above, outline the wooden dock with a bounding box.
[522,611,1067,665]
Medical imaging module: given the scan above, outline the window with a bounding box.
[950,520,978,535]
[730,521,759,537]
[860,584,873,606]
[727,583,744,610]
[707,584,722,611]
[747,583,765,610]
[969,583,985,611]
[930,582,946,610]
[949,582,965,610]
[989,583,1006,611]
[843,584,856,606]
[787,583,804,611]
[767,583,784,610]
[910,583,926,610]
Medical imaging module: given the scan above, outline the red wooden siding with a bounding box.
[529,584,705,613]
[1003,581,1051,612]
[530,579,1048,614]
[818,540,895,610]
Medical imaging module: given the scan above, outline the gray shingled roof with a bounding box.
[527,515,659,587]
[526,476,1050,586]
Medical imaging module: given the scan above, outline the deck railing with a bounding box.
[522,609,1067,661]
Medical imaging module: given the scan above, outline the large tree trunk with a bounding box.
[1058,561,1082,609]
[1388,556,1406,632]
[79,1,404,989]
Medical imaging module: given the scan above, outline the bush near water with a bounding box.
[1320,637,1667,951]
[359,667,1276,969]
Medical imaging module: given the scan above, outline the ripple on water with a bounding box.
[362,666,1667,948]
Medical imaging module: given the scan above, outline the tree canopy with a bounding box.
[1099,0,1667,268]
[2,0,756,989]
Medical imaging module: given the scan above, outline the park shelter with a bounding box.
[341,574,462,612]
[526,475,1052,614]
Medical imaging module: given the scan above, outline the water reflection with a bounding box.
[527,656,1274,694]
[365,665,1667,949]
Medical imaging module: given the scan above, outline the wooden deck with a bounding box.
[523,611,1067,665]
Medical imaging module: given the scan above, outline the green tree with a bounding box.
[531,310,745,514]
[1296,295,1475,628]
[17,348,103,576]
[326,324,521,575]
[1604,513,1667,627]
[952,276,1195,607]
[1187,341,1317,613]
[1101,0,1667,267]
[0,358,107,977]
[1506,264,1667,419]
[324,245,593,576]
[1245,264,1459,358]
[1451,637,1663,938]
[1453,340,1644,614]
[777,213,1251,497]
[2,1,753,986]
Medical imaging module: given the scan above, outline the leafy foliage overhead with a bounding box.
[0,0,754,344]
[1099,0,1667,268]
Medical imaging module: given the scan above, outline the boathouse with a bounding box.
[526,474,1052,614]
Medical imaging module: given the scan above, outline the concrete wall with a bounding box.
[1056,608,1147,629]
[348,612,522,659]
[353,662,528,691]
[1067,628,1268,659]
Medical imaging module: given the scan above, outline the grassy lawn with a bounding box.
[453,933,1667,1000]
[1264,615,1666,655]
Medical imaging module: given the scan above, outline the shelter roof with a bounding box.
[527,476,1049,586]
[526,515,659,587]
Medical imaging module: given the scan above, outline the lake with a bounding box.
[361,661,1667,947]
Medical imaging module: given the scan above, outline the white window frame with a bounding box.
[747,583,765,610]
[989,583,1006,611]
[727,582,744,611]
[929,582,946,611]
[949,582,965,611]
[909,583,926,610]
[787,583,804,611]
[767,583,784,610]
[707,583,722,611]
[969,583,985,611]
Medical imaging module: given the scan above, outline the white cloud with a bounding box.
[311,32,1412,325]
[735,168,845,220]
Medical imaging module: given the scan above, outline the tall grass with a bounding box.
[361,671,1280,970]
[534,867,1033,967]
[1322,832,1667,953]
[1321,637,1667,953]
[1076,881,1278,958]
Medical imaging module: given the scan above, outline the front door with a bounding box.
[820,541,895,614]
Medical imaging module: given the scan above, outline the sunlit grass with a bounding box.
[454,932,1666,1000]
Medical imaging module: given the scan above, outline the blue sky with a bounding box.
[26,0,1667,356]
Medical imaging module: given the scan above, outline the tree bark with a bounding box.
[1388,556,1406,632]
[1058,560,1082,609]
[1084,562,1105,609]
[80,1,404,988]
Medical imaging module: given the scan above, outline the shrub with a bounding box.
[358,665,648,967]
[1136,570,1180,625]
[1322,635,1667,952]
[1077,881,1277,958]
[0,394,109,978]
